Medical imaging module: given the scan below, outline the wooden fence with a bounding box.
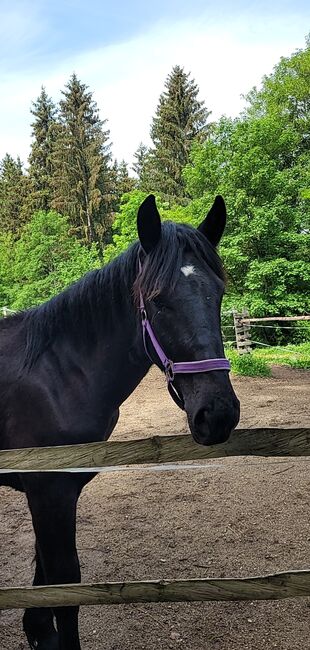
[0,428,309,473]
[0,427,310,610]
[231,312,310,354]
[1,571,310,610]
[233,310,252,354]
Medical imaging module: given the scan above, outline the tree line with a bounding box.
[0,38,309,324]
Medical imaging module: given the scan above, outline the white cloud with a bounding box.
[0,13,308,167]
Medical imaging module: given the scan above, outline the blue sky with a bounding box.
[0,0,309,166]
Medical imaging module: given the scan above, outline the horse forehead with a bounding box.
[181,265,196,277]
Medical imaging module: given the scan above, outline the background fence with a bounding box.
[0,427,310,609]
[222,312,310,354]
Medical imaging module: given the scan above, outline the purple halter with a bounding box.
[138,260,231,410]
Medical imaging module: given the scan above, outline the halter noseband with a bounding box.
[138,259,230,410]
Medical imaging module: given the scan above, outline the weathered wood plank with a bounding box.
[241,316,310,323]
[1,570,310,609]
[0,429,309,473]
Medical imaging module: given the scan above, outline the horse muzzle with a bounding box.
[187,394,240,446]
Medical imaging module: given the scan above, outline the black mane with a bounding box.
[1,221,224,369]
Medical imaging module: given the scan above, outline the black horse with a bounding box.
[0,194,240,649]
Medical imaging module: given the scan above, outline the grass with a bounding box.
[225,342,310,376]
[253,342,310,370]
[226,349,271,377]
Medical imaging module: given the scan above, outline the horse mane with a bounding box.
[2,222,224,370]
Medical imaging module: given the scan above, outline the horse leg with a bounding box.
[24,475,82,650]
[23,545,58,650]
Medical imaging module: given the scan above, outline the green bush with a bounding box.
[2,211,101,310]
[286,357,310,370]
[226,350,271,377]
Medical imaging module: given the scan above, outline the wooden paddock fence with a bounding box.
[231,311,310,354]
[0,427,310,610]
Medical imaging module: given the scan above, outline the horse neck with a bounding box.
[93,298,151,408]
[58,258,150,408]
[22,258,152,409]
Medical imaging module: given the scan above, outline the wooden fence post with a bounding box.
[233,310,252,354]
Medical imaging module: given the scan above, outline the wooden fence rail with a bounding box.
[0,428,309,473]
[241,316,310,324]
[1,570,310,610]
[1,429,310,614]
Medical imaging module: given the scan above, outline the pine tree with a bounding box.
[28,87,57,212]
[132,143,154,190]
[0,155,29,234]
[150,66,210,201]
[116,160,136,196]
[50,73,113,244]
[104,160,136,233]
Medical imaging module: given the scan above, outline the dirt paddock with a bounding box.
[0,366,310,649]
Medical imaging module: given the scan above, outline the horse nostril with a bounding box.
[193,402,239,435]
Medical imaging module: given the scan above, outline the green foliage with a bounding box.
[27,87,57,213]
[103,189,194,263]
[245,40,310,154]
[50,74,114,245]
[226,343,310,375]
[289,357,310,369]
[132,143,155,191]
[183,39,310,321]
[103,190,149,262]
[3,211,100,310]
[226,350,271,376]
[0,231,15,306]
[150,65,210,202]
[114,160,136,201]
[0,155,30,234]
[252,342,310,370]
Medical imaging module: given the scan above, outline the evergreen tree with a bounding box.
[103,190,149,263]
[150,66,210,201]
[28,87,57,212]
[50,73,113,244]
[116,160,136,196]
[0,155,29,234]
[132,143,154,191]
[103,160,136,236]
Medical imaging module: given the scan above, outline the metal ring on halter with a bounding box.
[164,360,174,382]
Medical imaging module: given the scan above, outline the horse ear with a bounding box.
[198,195,226,247]
[137,194,162,253]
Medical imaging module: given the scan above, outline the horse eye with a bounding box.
[154,300,170,312]
[153,297,164,308]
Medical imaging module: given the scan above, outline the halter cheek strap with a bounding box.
[138,269,230,410]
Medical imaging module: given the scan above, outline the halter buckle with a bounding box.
[140,308,147,322]
[164,360,174,382]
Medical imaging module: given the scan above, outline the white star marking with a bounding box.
[181,265,196,277]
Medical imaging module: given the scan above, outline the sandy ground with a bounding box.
[0,366,310,650]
